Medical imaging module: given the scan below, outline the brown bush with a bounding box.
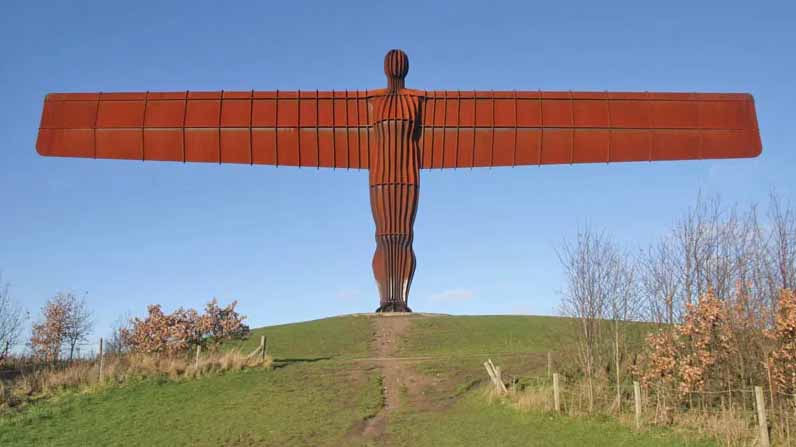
[674,289,736,395]
[767,289,796,394]
[29,293,92,363]
[637,290,740,399]
[122,299,249,355]
[121,304,202,354]
[197,299,250,349]
[29,299,68,362]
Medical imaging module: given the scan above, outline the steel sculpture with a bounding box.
[35,49,763,313]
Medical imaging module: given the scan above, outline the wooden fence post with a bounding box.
[483,359,507,394]
[97,337,104,382]
[633,381,642,430]
[195,345,201,369]
[755,386,771,447]
[553,373,561,413]
[547,352,552,378]
[484,361,498,389]
[260,336,266,362]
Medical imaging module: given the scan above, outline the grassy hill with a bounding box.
[0,314,713,447]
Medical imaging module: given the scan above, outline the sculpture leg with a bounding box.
[370,184,418,312]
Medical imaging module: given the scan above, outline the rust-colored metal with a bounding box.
[370,49,418,311]
[36,49,763,312]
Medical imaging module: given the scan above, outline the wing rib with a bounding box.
[417,91,762,168]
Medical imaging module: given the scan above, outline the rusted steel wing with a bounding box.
[37,90,374,169]
[417,91,761,168]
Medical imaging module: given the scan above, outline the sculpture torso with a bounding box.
[369,91,420,312]
[369,92,420,187]
[369,50,420,312]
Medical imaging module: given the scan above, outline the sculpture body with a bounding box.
[35,50,763,312]
[370,50,420,312]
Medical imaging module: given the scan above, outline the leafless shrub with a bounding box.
[638,192,796,331]
[640,236,683,324]
[558,228,639,413]
[768,192,796,294]
[543,193,796,445]
[104,312,132,355]
[0,277,27,365]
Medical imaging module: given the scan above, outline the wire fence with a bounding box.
[505,371,796,447]
[5,337,104,359]
[6,336,796,446]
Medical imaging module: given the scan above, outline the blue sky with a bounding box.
[1,0,794,346]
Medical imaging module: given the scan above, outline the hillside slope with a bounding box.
[0,314,713,447]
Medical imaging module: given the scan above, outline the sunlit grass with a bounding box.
[0,314,713,446]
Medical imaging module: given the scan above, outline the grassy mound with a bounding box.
[0,314,713,447]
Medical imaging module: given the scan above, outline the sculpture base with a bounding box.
[375,303,412,313]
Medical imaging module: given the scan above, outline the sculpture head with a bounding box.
[384,49,409,91]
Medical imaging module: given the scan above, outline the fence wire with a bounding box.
[505,370,796,447]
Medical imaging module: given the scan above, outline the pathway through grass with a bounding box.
[0,314,715,446]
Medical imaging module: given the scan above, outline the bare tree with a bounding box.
[641,194,777,326]
[558,192,796,421]
[605,249,640,412]
[671,194,730,307]
[635,193,795,392]
[559,228,621,413]
[105,312,132,355]
[640,238,681,324]
[63,293,93,361]
[768,192,796,292]
[0,276,27,364]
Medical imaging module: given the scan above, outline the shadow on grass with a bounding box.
[272,357,333,369]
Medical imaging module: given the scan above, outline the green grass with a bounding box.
[397,315,575,357]
[0,363,381,447]
[0,314,713,446]
[0,315,379,447]
[395,315,579,405]
[225,315,373,360]
[388,392,714,447]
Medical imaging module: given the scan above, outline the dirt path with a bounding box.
[354,314,433,443]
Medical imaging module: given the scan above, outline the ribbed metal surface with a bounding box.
[35,50,764,312]
[384,49,409,92]
[36,90,761,168]
[369,90,420,312]
[418,90,761,167]
[37,91,373,168]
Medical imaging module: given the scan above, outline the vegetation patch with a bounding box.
[388,391,714,447]
[1,314,712,446]
[225,315,373,361]
[0,362,380,447]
